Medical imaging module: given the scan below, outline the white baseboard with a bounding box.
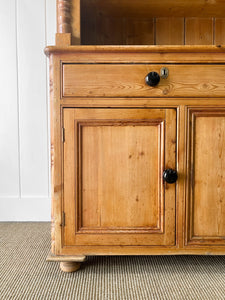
[0,196,51,221]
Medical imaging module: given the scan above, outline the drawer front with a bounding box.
[62,64,225,98]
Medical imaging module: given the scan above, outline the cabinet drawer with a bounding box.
[62,64,225,98]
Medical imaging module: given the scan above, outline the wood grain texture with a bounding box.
[49,55,63,255]
[68,1,225,46]
[81,0,225,18]
[55,33,71,46]
[45,45,225,61]
[124,19,154,45]
[155,18,184,45]
[214,18,225,45]
[185,18,214,45]
[60,98,225,108]
[71,0,80,44]
[80,14,225,46]
[49,57,55,254]
[47,0,225,259]
[63,64,225,98]
[186,108,225,245]
[80,120,163,231]
[57,0,71,33]
[60,245,225,255]
[96,16,124,45]
[63,108,176,246]
[80,1,97,45]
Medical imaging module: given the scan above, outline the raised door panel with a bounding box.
[186,108,225,246]
[63,108,176,247]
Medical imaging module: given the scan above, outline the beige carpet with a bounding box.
[1,223,224,300]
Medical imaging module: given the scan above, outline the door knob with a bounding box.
[145,72,160,87]
[163,169,178,184]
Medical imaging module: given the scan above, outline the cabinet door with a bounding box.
[63,108,176,247]
[186,108,225,246]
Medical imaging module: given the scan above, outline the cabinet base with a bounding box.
[47,252,86,272]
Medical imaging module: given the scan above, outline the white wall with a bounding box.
[0,0,56,221]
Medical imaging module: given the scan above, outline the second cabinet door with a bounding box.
[186,108,225,246]
[63,108,176,247]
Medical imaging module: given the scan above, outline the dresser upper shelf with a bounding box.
[81,0,225,18]
[57,0,225,46]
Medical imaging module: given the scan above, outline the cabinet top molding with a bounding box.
[45,44,225,54]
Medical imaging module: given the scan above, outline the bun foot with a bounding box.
[60,261,81,272]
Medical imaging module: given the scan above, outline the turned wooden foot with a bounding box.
[60,261,81,272]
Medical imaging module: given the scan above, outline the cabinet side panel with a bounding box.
[50,55,63,254]
[50,56,55,253]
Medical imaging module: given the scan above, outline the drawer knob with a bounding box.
[145,72,160,87]
[163,169,178,184]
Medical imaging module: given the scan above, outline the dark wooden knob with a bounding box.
[145,72,160,87]
[163,169,178,184]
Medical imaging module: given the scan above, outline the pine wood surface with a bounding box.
[48,51,225,258]
[155,18,184,45]
[215,18,225,45]
[60,262,81,272]
[48,1,225,264]
[57,2,225,45]
[81,0,225,18]
[63,108,176,246]
[185,18,214,45]
[47,252,86,262]
[63,63,225,98]
[57,0,71,33]
[45,46,225,64]
[186,108,225,246]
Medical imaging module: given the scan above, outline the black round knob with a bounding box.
[145,72,160,87]
[163,169,178,184]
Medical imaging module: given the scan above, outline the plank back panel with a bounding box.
[155,18,184,45]
[96,16,124,45]
[185,18,214,45]
[215,18,225,45]
[80,0,225,18]
[124,18,154,45]
[80,11,225,46]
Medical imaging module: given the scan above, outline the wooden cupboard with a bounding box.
[45,0,225,272]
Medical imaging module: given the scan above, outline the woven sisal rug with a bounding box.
[1,222,224,299]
